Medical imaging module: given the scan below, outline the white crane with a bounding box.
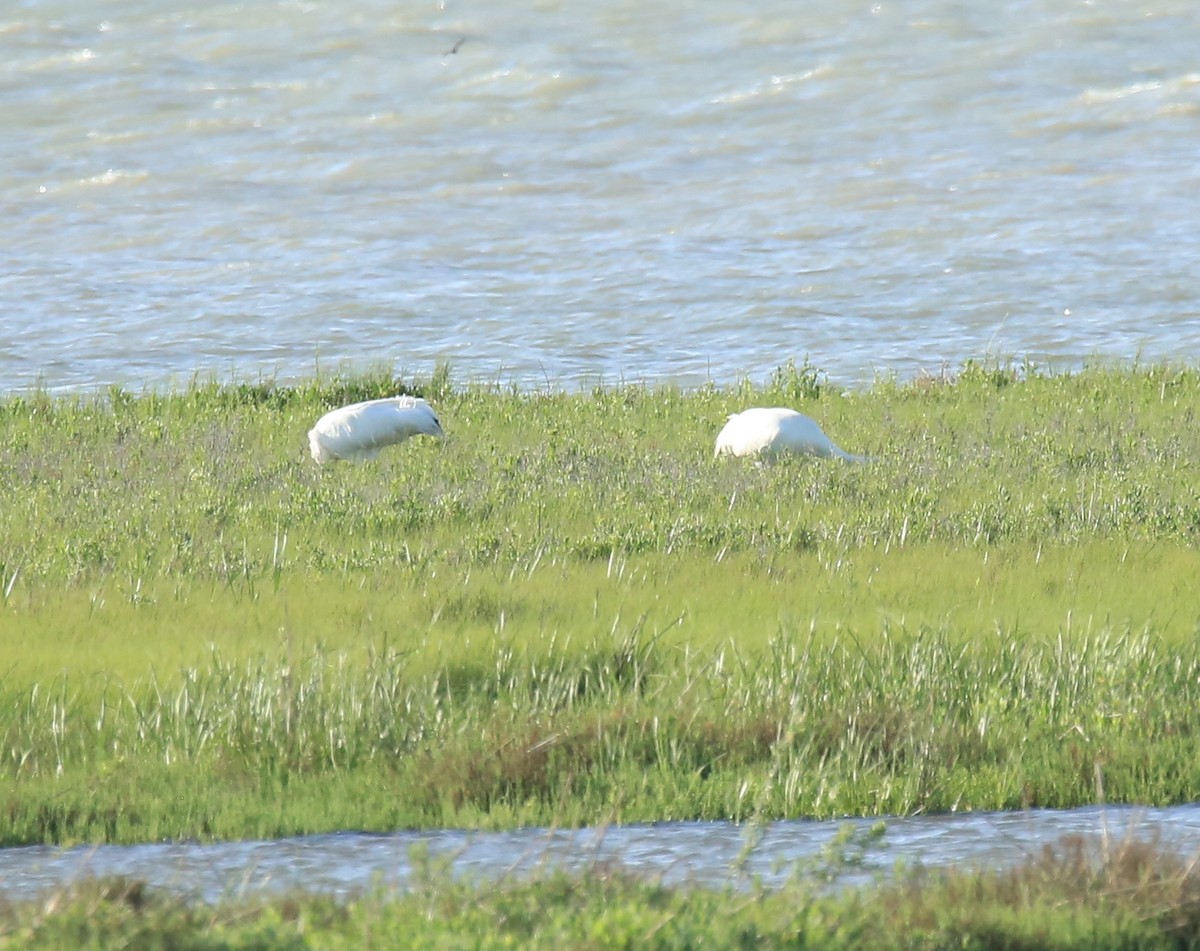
[715,407,868,462]
[308,396,445,464]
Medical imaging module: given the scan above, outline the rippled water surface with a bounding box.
[3,0,1199,392]
[4,805,1200,903]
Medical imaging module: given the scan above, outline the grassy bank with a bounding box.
[2,362,1200,844]
[5,833,1200,950]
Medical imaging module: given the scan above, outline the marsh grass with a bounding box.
[3,613,1199,843]
[3,362,1200,843]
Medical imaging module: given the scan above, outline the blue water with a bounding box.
[3,805,1200,903]
[3,0,1199,393]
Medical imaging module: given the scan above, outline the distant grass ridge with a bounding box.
[2,361,1200,844]
[3,360,1199,589]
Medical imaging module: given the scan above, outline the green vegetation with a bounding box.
[5,832,1200,950]
[2,361,1200,845]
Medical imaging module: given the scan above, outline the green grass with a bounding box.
[2,361,1200,844]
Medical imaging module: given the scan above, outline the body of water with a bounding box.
[3,805,1200,904]
[3,0,1199,393]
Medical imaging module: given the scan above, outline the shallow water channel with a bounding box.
[4,805,1200,904]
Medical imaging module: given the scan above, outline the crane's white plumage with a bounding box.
[308,396,445,464]
[715,407,868,462]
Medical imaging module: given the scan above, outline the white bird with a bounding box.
[308,396,445,464]
[714,407,868,462]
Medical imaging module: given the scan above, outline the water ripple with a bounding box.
[2,0,1199,393]
[3,805,1200,904]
